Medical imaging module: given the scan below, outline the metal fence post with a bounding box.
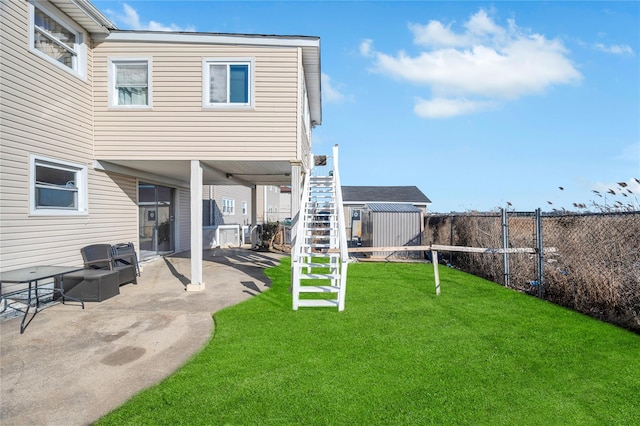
[501,208,510,287]
[535,208,545,298]
[449,214,454,246]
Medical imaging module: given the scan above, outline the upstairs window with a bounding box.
[109,59,152,107]
[203,60,253,107]
[30,155,87,215]
[30,2,86,78]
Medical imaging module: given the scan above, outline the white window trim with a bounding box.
[28,0,87,80]
[242,201,247,215]
[108,58,153,109]
[222,198,235,215]
[202,57,254,109]
[29,154,88,216]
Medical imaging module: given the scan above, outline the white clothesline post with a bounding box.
[431,250,441,296]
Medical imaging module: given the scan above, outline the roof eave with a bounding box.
[49,0,118,34]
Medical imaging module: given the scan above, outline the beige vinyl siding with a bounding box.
[202,185,251,226]
[0,1,138,271]
[176,188,191,254]
[214,185,251,226]
[255,185,282,223]
[92,42,300,161]
[0,170,138,270]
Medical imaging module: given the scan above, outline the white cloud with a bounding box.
[359,39,373,57]
[322,73,349,104]
[465,9,505,38]
[409,21,468,48]
[108,4,195,32]
[409,9,505,48]
[594,43,634,56]
[615,143,640,163]
[592,178,640,196]
[364,9,582,119]
[414,97,495,119]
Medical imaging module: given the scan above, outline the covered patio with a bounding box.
[0,248,284,426]
[95,158,304,290]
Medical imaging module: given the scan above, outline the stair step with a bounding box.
[297,285,340,293]
[302,252,340,258]
[300,273,341,279]
[297,299,339,308]
[297,262,337,268]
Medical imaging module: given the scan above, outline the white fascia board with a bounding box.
[49,0,117,34]
[96,31,320,48]
[71,0,118,30]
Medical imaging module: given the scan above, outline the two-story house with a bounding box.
[0,0,321,289]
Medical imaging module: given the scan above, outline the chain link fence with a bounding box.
[425,210,640,333]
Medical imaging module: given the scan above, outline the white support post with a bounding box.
[290,161,304,310]
[250,187,258,249]
[432,250,440,296]
[290,160,303,252]
[187,160,205,291]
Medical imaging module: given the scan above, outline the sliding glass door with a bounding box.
[139,182,175,260]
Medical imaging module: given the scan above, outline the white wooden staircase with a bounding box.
[292,145,349,310]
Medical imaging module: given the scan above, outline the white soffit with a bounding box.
[49,0,117,34]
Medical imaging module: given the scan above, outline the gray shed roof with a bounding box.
[366,203,422,213]
[342,186,431,204]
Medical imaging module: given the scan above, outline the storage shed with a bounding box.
[360,203,424,259]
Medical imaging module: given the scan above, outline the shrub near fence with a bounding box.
[425,211,640,333]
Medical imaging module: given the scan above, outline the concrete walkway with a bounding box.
[0,248,285,426]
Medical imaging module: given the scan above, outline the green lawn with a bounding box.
[98,258,640,425]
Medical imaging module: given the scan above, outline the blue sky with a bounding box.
[92,1,640,213]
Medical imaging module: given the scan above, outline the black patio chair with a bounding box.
[80,244,137,286]
[111,242,140,277]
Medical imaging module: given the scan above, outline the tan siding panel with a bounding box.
[93,41,300,160]
[0,172,138,271]
[0,1,138,271]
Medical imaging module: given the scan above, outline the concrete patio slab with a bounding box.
[0,248,285,426]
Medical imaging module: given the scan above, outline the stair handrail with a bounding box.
[331,144,349,264]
